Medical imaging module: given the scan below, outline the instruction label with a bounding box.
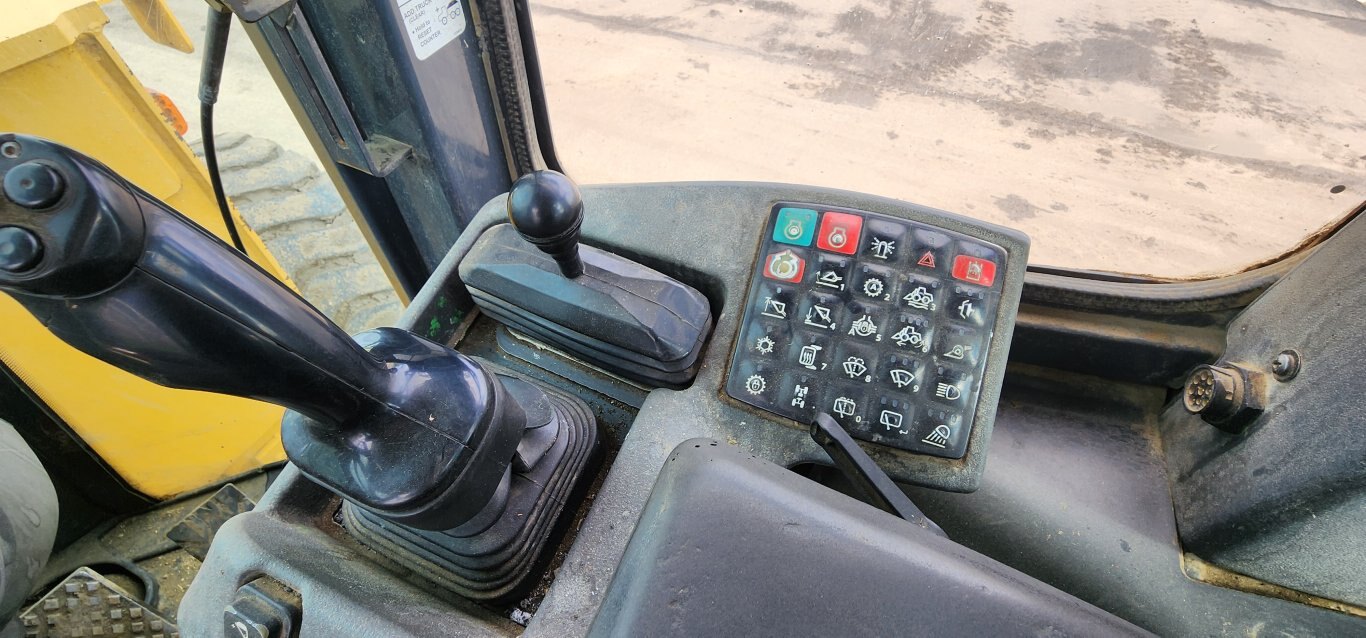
[398,0,466,60]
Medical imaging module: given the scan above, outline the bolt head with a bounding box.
[1271,350,1300,381]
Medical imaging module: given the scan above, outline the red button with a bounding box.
[816,212,862,255]
[952,255,997,286]
[763,250,805,282]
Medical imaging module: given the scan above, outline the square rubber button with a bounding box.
[816,211,863,255]
[773,207,818,246]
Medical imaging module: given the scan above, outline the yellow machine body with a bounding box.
[0,0,288,499]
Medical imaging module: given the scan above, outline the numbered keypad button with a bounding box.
[899,276,942,313]
[833,341,880,385]
[878,354,923,393]
[809,253,853,292]
[887,313,933,354]
[788,331,834,373]
[821,384,868,430]
[797,291,843,333]
[842,301,889,343]
[853,264,896,302]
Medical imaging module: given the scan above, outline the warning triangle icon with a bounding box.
[917,251,936,268]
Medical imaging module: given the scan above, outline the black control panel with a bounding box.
[727,203,1013,460]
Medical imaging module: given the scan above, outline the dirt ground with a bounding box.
[105,0,1366,278]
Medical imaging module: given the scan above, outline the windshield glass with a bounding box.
[529,0,1365,278]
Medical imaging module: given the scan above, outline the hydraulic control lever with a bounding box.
[0,134,526,530]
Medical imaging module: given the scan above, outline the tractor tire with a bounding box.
[190,133,403,333]
[0,419,58,629]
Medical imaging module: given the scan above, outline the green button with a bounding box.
[773,207,817,246]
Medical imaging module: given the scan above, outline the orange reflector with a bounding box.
[148,89,188,136]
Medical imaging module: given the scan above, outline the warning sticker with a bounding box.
[397,0,466,61]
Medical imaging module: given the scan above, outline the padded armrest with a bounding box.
[590,439,1150,636]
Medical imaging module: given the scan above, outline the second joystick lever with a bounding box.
[463,170,714,388]
[507,170,584,278]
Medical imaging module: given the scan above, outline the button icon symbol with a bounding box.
[799,344,823,369]
[870,238,896,259]
[952,255,997,286]
[944,344,970,360]
[784,221,804,240]
[755,336,775,354]
[957,299,975,321]
[880,410,907,434]
[805,305,836,330]
[861,277,885,298]
[922,424,952,448]
[791,384,809,408]
[816,270,845,291]
[892,325,926,350]
[904,286,935,311]
[762,297,788,319]
[842,356,868,379]
[889,369,915,388]
[849,315,878,339]
[828,227,848,249]
[917,251,936,268]
[935,383,961,401]
[764,250,805,282]
[832,396,857,418]
[745,375,767,395]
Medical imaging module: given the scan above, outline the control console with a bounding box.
[727,203,1027,486]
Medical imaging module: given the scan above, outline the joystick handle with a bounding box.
[506,170,584,278]
[0,134,382,424]
[0,134,524,530]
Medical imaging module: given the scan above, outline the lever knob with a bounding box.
[507,170,584,278]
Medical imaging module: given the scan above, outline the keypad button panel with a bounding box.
[727,203,1008,460]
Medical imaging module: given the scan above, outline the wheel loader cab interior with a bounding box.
[2,1,1365,637]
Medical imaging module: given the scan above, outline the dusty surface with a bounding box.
[104,0,1366,278]
[531,0,1366,277]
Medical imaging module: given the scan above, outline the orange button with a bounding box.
[951,255,997,286]
[816,212,862,254]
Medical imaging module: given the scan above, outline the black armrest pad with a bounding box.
[590,439,1151,637]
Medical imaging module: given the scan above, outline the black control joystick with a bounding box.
[507,170,584,278]
[0,134,598,601]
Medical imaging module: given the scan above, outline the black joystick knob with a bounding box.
[0,226,43,272]
[507,170,584,278]
[4,161,66,209]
